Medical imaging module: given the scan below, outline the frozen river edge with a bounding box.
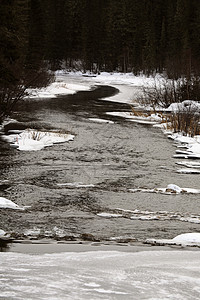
[1,249,200,300]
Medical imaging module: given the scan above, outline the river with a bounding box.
[0,75,200,248]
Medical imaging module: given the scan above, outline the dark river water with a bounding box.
[0,80,200,250]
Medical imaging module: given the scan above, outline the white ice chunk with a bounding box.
[97,213,123,218]
[89,118,114,124]
[165,184,182,193]
[0,229,6,237]
[177,168,200,174]
[0,197,23,210]
[57,182,95,188]
[172,233,200,244]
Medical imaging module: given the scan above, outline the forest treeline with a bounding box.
[30,0,200,77]
[1,0,200,88]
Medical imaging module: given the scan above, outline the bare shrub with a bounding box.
[24,67,54,89]
[0,62,54,123]
[168,107,200,137]
[138,75,200,136]
[139,77,178,109]
[139,76,200,109]
[0,85,27,122]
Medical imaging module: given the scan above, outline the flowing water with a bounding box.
[0,77,200,248]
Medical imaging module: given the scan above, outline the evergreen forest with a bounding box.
[1,0,200,90]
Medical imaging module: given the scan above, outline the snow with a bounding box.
[0,197,25,210]
[1,250,200,299]
[90,71,157,86]
[97,207,200,225]
[27,81,91,99]
[168,133,200,160]
[27,71,154,102]
[146,233,200,247]
[177,168,200,174]
[176,161,200,168]
[166,100,200,112]
[53,71,161,104]
[170,134,197,144]
[0,229,6,237]
[57,182,95,188]
[88,118,114,124]
[106,111,162,124]
[165,184,182,193]
[173,233,200,243]
[2,129,74,151]
[129,184,200,194]
[97,213,123,218]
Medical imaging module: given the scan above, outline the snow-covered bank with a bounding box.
[106,111,162,124]
[166,100,200,112]
[27,80,92,99]
[55,70,160,104]
[84,72,157,104]
[1,250,200,299]
[168,132,200,159]
[2,129,74,151]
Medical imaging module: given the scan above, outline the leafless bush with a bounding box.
[139,76,200,109]
[0,62,54,123]
[0,85,27,122]
[24,67,54,89]
[168,107,200,137]
[137,76,200,137]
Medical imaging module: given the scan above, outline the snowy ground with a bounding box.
[2,129,74,151]
[1,249,200,299]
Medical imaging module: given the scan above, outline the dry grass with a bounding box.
[131,106,200,137]
[168,111,200,136]
[130,106,168,123]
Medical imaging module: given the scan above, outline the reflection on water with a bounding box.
[0,81,200,249]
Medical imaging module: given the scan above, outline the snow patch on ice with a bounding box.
[97,208,200,225]
[88,118,114,124]
[176,161,200,168]
[0,229,6,237]
[166,132,200,161]
[97,213,123,218]
[106,111,162,125]
[146,233,200,247]
[2,129,74,151]
[173,233,200,243]
[129,184,200,194]
[177,168,200,174]
[0,197,26,210]
[57,182,95,188]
